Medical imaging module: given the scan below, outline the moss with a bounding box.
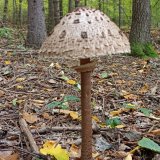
[130,43,159,58]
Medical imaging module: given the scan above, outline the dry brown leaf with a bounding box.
[139,84,149,94]
[121,90,138,100]
[115,80,126,84]
[69,144,80,158]
[0,90,5,97]
[149,129,160,136]
[0,151,12,159]
[112,151,128,158]
[5,153,19,160]
[42,113,52,120]
[124,154,132,160]
[32,99,45,104]
[23,112,38,124]
[110,109,124,116]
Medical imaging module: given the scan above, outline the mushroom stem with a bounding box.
[80,58,93,160]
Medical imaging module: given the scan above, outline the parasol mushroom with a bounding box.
[39,7,130,160]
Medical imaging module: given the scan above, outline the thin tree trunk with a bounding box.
[129,0,151,44]
[27,0,46,48]
[18,0,23,27]
[3,0,9,24]
[98,0,101,10]
[75,0,79,8]
[118,0,122,28]
[84,0,87,6]
[68,0,73,12]
[13,0,18,24]
[59,0,63,18]
[53,0,60,25]
[48,0,54,34]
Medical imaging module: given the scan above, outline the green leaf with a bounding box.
[100,72,108,79]
[138,108,152,116]
[12,98,17,107]
[61,75,69,81]
[47,101,62,108]
[75,83,81,90]
[124,103,136,109]
[138,137,160,153]
[106,117,121,128]
[63,95,80,102]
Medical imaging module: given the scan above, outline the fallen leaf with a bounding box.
[42,113,53,120]
[0,90,5,97]
[48,79,56,84]
[138,69,144,73]
[55,62,61,69]
[23,112,38,124]
[116,124,126,129]
[110,109,124,116]
[109,72,118,76]
[5,60,11,65]
[124,154,132,160]
[40,140,69,160]
[67,80,76,85]
[69,111,79,120]
[92,116,100,122]
[121,90,138,100]
[150,85,158,95]
[32,100,45,104]
[0,151,12,159]
[115,80,125,84]
[149,129,160,136]
[69,144,80,158]
[16,77,25,82]
[5,153,19,160]
[112,151,128,158]
[139,84,149,94]
[16,85,24,89]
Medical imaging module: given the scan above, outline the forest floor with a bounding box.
[0,28,160,160]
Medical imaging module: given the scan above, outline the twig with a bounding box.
[19,118,39,153]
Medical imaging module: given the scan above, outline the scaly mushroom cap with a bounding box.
[39,7,130,59]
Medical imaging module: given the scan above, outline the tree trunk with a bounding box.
[18,0,23,27]
[129,0,151,44]
[48,0,54,34]
[53,0,60,25]
[68,0,72,12]
[75,0,79,8]
[118,0,122,28]
[84,0,87,6]
[27,0,46,48]
[98,0,102,10]
[59,0,63,18]
[13,0,18,25]
[3,0,8,24]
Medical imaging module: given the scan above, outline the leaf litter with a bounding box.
[0,49,160,160]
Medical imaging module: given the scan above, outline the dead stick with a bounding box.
[19,118,39,153]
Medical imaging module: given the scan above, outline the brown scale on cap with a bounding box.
[39,7,130,59]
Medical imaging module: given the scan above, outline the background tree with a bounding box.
[129,0,151,44]
[48,0,54,34]
[3,0,9,24]
[53,0,60,25]
[26,0,46,48]
[18,0,23,27]
[68,0,73,12]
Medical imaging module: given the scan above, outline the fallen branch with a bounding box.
[19,118,39,153]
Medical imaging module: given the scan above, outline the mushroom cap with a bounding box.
[39,7,130,59]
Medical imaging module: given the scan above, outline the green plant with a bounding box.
[47,95,80,109]
[130,43,159,58]
[0,27,13,39]
[106,117,122,128]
